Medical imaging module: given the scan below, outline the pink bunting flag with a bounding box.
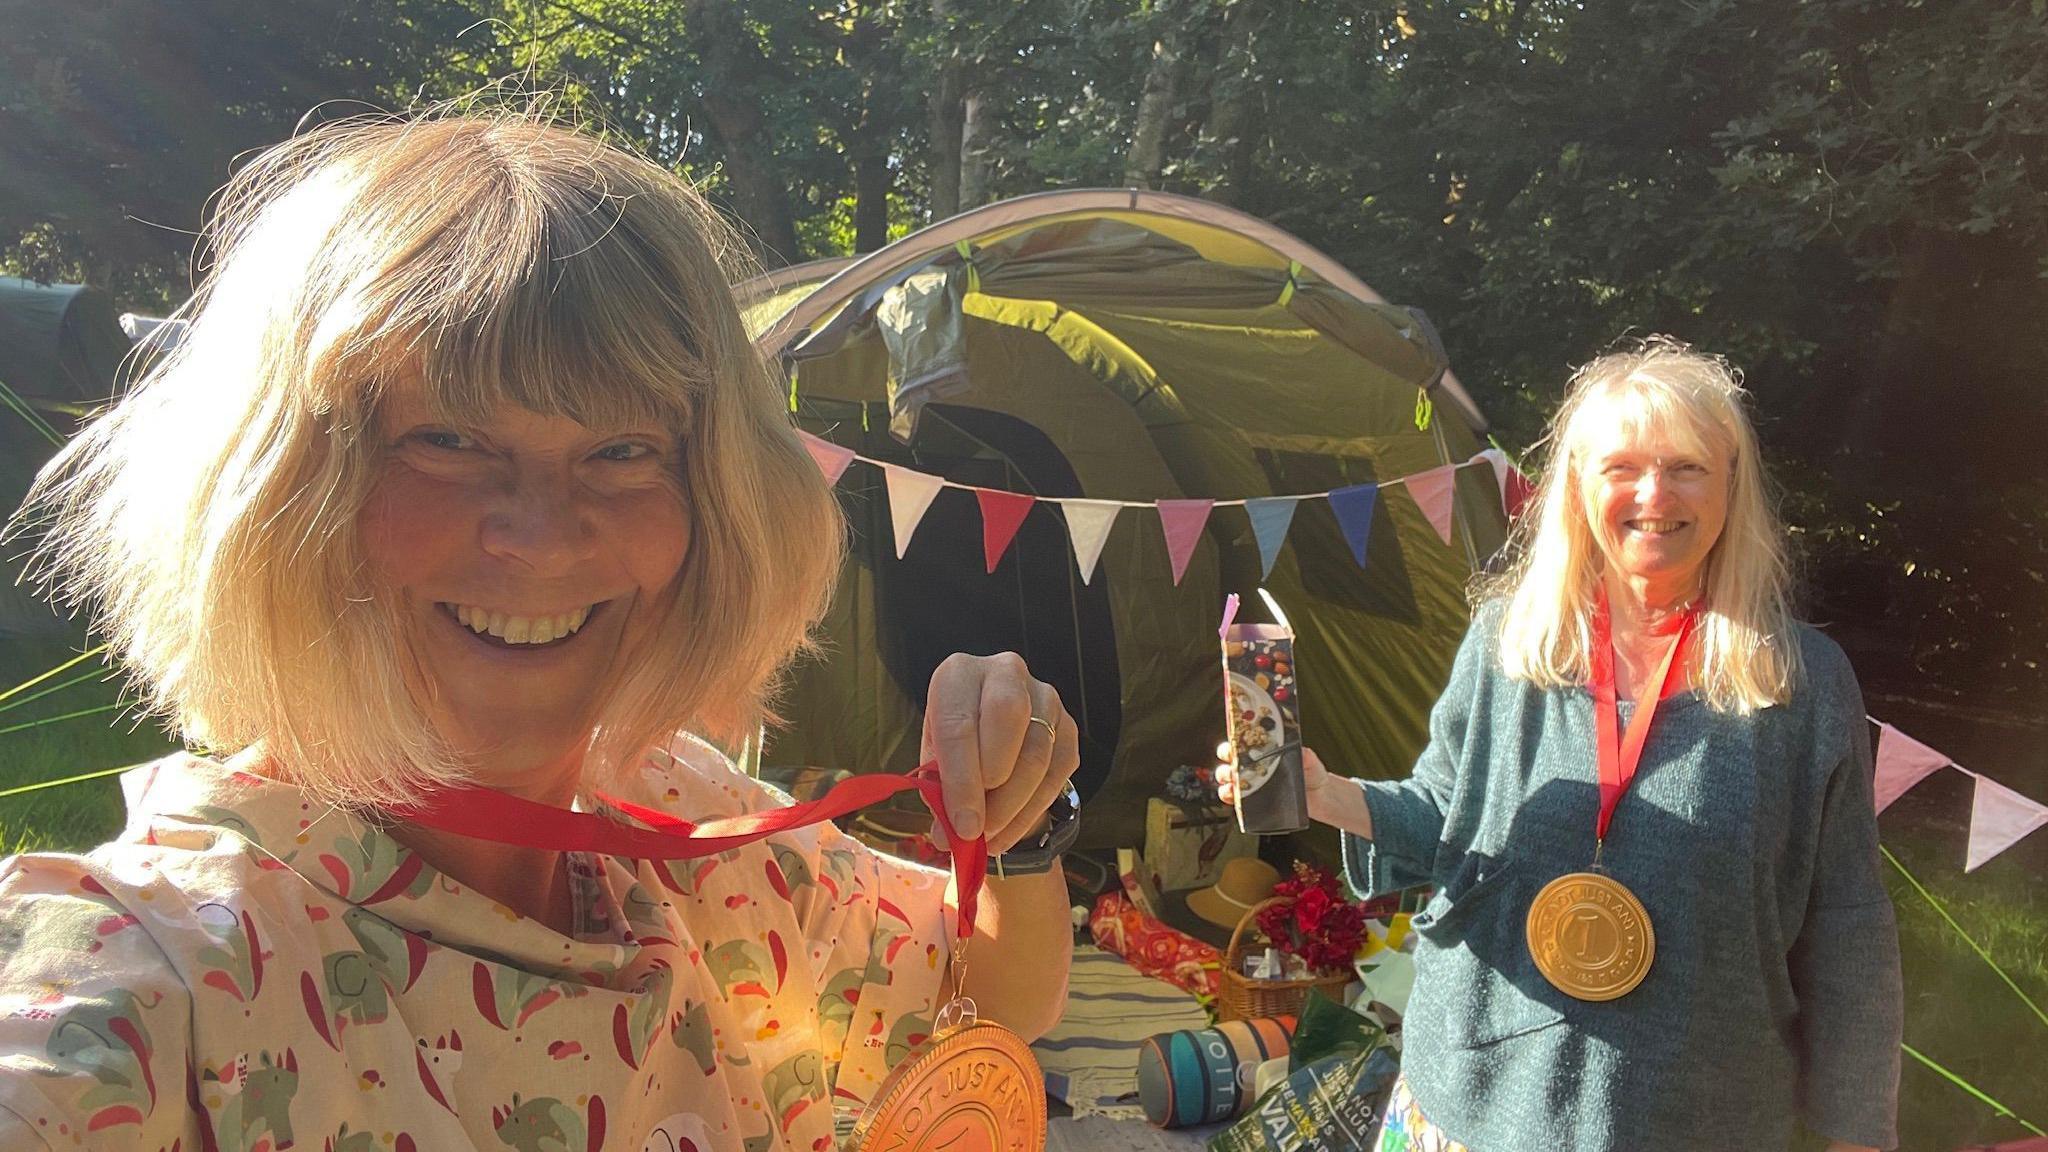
[883,465,946,559]
[798,430,856,485]
[1873,723,1951,813]
[1406,464,1458,545]
[976,490,1036,573]
[1156,499,1214,586]
[1965,774,2048,873]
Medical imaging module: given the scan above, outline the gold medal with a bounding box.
[1525,870,1655,1001]
[850,996,1047,1151]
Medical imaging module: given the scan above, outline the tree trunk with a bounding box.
[1123,8,1188,189]
[851,103,893,252]
[926,0,965,220]
[1203,2,1264,206]
[686,0,801,263]
[698,99,803,265]
[959,89,991,209]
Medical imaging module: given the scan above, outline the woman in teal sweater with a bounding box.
[1222,338,1901,1151]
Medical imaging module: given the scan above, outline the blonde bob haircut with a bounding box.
[15,107,845,810]
[1482,336,1803,714]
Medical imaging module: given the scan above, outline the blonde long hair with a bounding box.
[12,107,845,809]
[1483,337,1802,713]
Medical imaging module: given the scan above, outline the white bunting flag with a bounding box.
[1059,499,1122,584]
[883,465,947,559]
[1965,774,2048,873]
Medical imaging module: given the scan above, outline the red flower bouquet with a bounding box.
[1252,862,1367,975]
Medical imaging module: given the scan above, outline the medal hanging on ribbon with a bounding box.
[399,763,1048,1151]
[1525,598,1697,1003]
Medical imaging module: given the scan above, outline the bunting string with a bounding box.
[800,430,1504,509]
[800,430,1516,585]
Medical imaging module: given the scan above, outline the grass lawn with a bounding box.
[0,632,177,853]
[2,632,2044,1150]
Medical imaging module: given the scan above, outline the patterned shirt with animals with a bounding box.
[0,737,955,1151]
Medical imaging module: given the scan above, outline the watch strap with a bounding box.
[988,782,1081,877]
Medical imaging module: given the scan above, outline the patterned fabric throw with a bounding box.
[1030,946,1210,1120]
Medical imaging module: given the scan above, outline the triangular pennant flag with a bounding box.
[1059,500,1122,585]
[1326,485,1378,568]
[1873,723,1951,813]
[883,465,946,559]
[1506,468,1537,519]
[1406,464,1458,545]
[1477,448,1535,519]
[1156,499,1214,586]
[976,490,1036,573]
[798,430,856,485]
[1479,448,1511,506]
[1965,774,2048,872]
[1244,498,1300,579]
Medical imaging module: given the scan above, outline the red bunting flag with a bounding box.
[1479,448,1536,519]
[977,490,1036,573]
[1505,469,1536,519]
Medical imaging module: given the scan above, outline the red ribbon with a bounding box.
[1589,597,1699,844]
[394,761,986,939]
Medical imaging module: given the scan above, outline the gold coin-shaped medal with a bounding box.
[1525,871,1655,1002]
[850,1018,1046,1152]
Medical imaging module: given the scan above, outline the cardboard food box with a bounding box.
[1222,617,1308,834]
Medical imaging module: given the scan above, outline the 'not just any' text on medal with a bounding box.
[1526,598,1696,1002]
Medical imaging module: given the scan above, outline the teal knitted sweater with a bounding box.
[1344,603,1902,1151]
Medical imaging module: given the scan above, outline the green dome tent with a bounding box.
[745,190,1507,851]
[0,277,129,406]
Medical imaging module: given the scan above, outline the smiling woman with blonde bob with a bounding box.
[1220,339,1903,1151]
[0,107,1077,1151]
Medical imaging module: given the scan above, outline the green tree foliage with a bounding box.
[1,0,2041,709]
[0,0,485,306]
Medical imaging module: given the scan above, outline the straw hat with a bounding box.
[1186,858,1282,929]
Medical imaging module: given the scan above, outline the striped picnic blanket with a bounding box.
[1034,944,1212,1120]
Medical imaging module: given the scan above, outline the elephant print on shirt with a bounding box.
[42,988,164,1132]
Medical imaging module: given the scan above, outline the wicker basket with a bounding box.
[1217,896,1353,1022]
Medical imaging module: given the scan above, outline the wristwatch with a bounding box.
[988,782,1081,878]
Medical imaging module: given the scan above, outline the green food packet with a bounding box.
[1205,1046,1399,1152]
[1288,988,1385,1071]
